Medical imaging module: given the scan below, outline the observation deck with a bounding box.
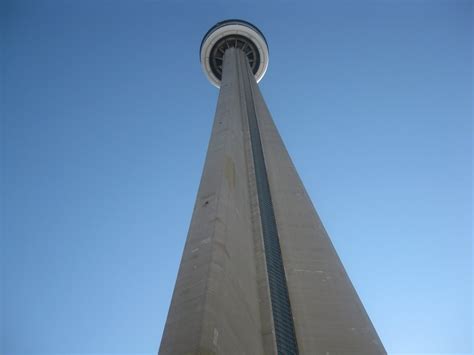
[200,19,269,87]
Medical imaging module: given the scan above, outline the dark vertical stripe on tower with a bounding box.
[238,50,299,355]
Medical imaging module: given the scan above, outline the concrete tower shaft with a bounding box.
[160,47,269,354]
[159,20,386,355]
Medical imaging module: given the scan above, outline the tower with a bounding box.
[159,20,386,354]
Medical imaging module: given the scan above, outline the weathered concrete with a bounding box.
[159,48,267,354]
[246,54,386,354]
[160,46,386,354]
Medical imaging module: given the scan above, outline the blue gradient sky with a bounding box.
[1,0,472,354]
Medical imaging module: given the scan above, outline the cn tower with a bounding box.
[159,20,386,355]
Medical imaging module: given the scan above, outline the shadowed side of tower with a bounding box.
[159,20,386,355]
[159,47,267,354]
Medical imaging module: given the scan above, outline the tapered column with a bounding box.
[245,53,386,354]
[161,18,386,354]
[159,48,266,354]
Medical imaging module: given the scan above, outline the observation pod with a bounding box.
[200,19,269,87]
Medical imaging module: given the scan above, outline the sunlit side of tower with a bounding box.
[159,20,386,355]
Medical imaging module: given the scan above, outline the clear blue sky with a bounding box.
[1,0,472,354]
